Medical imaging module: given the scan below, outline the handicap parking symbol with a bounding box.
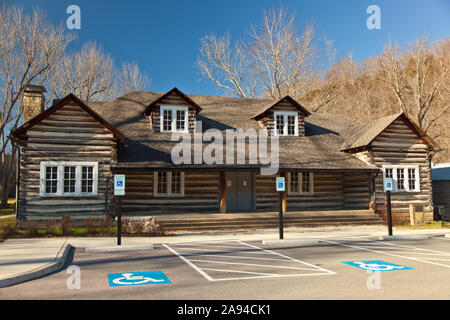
[108,271,171,287]
[342,260,413,272]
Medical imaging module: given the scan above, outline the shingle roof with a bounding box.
[89,91,379,171]
[339,112,403,151]
[252,95,311,119]
[339,112,438,151]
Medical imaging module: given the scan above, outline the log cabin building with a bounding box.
[11,85,439,226]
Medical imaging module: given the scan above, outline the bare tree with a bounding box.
[47,43,151,103]
[198,33,257,98]
[117,62,150,96]
[377,38,449,133]
[248,8,318,99]
[197,7,319,100]
[47,42,115,102]
[0,6,74,208]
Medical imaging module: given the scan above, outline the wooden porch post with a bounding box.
[220,171,226,213]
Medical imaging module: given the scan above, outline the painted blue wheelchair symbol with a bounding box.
[108,271,171,287]
[116,180,123,187]
[342,260,413,271]
[277,182,283,188]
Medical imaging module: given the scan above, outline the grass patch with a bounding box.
[0,201,15,216]
[0,208,14,216]
[395,221,450,229]
[0,217,163,241]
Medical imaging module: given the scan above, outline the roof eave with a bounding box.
[11,93,127,143]
[252,95,311,120]
[143,87,202,116]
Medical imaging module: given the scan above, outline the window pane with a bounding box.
[45,166,58,194]
[397,168,405,190]
[276,115,285,135]
[171,172,181,194]
[81,166,94,193]
[163,109,172,131]
[287,115,296,135]
[385,168,393,178]
[63,166,76,193]
[158,172,167,194]
[176,110,186,131]
[302,172,310,193]
[290,172,298,193]
[408,168,416,191]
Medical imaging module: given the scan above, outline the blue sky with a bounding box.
[6,0,450,97]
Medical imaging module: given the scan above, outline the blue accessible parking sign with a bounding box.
[108,271,171,287]
[342,260,413,272]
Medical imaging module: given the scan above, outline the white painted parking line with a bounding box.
[187,259,320,271]
[167,246,276,255]
[321,237,450,269]
[163,241,335,282]
[171,243,251,249]
[162,243,214,281]
[392,251,450,256]
[180,253,303,263]
[242,241,335,275]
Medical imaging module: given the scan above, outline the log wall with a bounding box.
[117,171,220,215]
[370,118,433,222]
[343,173,371,209]
[255,172,368,211]
[19,102,117,221]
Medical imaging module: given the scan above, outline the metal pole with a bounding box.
[117,197,122,245]
[387,190,393,236]
[279,192,284,240]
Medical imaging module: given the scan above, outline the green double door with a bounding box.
[225,172,255,212]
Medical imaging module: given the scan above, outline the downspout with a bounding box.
[10,139,21,219]
[372,171,379,213]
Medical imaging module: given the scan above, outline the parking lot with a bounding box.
[1,235,449,300]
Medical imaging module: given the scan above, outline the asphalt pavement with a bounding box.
[1,234,449,300]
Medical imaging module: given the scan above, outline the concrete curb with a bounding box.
[262,239,320,245]
[84,244,154,253]
[378,234,431,241]
[0,243,74,288]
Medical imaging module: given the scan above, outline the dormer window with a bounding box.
[274,111,298,136]
[160,106,188,133]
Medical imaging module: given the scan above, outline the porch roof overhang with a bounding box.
[110,163,381,173]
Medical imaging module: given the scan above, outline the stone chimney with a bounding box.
[23,84,47,123]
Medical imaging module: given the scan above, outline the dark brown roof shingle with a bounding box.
[89,91,379,171]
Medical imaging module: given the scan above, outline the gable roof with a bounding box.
[11,93,126,143]
[252,95,311,120]
[89,91,378,172]
[340,112,438,151]
[143,87,202,116]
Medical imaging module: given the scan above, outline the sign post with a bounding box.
[276,176,285,240]
[114,174,125,245]
[384,178,393,236]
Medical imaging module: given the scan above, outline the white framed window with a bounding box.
[154,171,184,197]
[40,161,98,196]
[274,111,298,136]
[287,172,314,195]
[382,165,420,192]
[160,106,188,133]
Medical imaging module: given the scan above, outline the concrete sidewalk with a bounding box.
[0,225,448,287]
